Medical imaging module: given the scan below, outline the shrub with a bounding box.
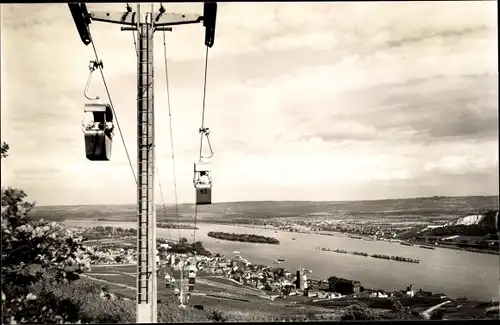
[341,302,381,321]
[157,297,210,322]
[207,308,227,322]
[390,297,411,319]
[30,278,135,323]
[1,144,91,324]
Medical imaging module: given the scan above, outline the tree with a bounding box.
[1,143,92,324]
[390,298,411,319]
[341,302,380,321]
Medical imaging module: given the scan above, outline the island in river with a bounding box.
[207,231,280,244]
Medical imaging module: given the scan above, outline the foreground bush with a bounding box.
[1,144,92,324]
[341,302,381,320]
[390,297,412,319]
[31,277,211,323]
[157,297,211,322]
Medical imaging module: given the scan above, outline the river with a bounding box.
[65,220,499,301]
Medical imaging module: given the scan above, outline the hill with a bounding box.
[421,209,498,237]
[30,196,498,223]
[397,209,499,253]
[444,209,498,228]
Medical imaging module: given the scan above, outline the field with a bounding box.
[30,196,499,224]
[84,264,341,319]
[84,263,497,321]
[28,196,499,320]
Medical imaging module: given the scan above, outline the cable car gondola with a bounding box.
[81,60,115,161]
[82,103,114,161]
[193,161,212,205]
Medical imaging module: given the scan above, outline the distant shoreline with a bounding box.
[64,219,498,255]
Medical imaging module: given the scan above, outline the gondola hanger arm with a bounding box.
[84,60,103,101]
[199,127,214,159]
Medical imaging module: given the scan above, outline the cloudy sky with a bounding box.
[1,1,498,206]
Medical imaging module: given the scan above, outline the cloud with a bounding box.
[1,1,498,205]
[424,155,498,176]
[299,117,379,142]
[385,25,489,49]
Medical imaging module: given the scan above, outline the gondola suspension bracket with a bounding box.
[84,60,103,101]
[202,2,217,48]
[68,2,92,46]
[199,127,214,159]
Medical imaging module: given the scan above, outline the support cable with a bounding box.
[155,154,172,243]
[89,36,137,185]
[128,16,174,243]
[162,30,183,242]
[159,24,187,302]
[198,46,210,161]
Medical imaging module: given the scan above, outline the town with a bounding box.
[216,210,499,254]
[76,225,498,321]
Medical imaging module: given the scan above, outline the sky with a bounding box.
[1,1,498,206]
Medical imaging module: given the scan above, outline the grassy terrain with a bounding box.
[85,264,341,319]
[85,264,498,321]
[30,196,499,223]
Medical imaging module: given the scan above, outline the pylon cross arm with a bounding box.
[154,13,203,27]
[89,11,203,28]
[90,11,138,25]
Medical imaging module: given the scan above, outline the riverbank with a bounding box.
[213,222,498,256]
[409,240,498,255]
[64,220,500,301]
[158,223,198,230]
[83,235,498,321]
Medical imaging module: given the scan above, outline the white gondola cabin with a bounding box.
[82,103,114,161]
[193,161,212,205]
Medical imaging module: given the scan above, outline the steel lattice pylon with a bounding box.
[136,7,157,323]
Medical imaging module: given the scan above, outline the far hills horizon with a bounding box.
[34,195,500,209]
[35,195,499,209]
[29,195,498,223]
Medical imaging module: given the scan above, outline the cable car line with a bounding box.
[154,153,173,243]
[89,36,137,184]
[159,23,194,306]
[127,10,179,244]
[127,19,175,244]
[198,46,211,161]
[192,45,211,251]
[71,1,218,316]
[162,30,183,243]
[128,18,176,244]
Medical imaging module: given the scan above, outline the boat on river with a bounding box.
[401,242,414,246]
